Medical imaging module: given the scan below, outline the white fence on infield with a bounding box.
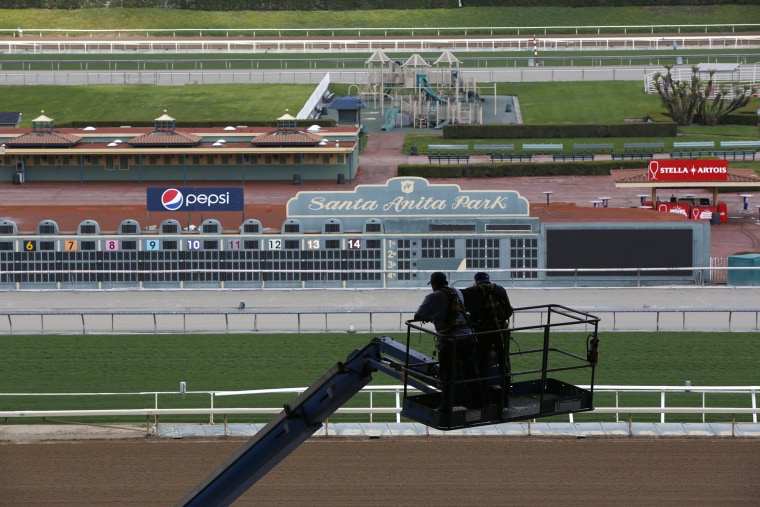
[0,385,758,437]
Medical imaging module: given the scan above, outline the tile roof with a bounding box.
[128,131,201,147]
[4,131,80,147]
[251,130,322,146]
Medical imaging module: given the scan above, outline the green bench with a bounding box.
[673,141,715,150]
[612,142,664,160]
[427,144,470,164]
[572,143,614,154]
[712,141,759,161]
[720,140,760,150]
[714,150,757,161]
[670,141,715,159]
[473,144,530,162]
[522,143,564,155]
[553,153,595,161]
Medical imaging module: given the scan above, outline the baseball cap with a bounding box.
[428,271,448,286]
[474,272,490,284]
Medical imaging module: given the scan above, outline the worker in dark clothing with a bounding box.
[414,271,483,410]
[462,272,514,406]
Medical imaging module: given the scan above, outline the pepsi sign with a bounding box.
[147,187,244,212]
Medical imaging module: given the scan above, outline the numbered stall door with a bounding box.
[302,236,346,289]
[0,239,17,289]
[17,238,61,289]
[182,236,223,288]
[100,238,140,288]
[260,236,303,288]
[140,237,182,288]
[58,238,100,289]
[221,238,262,289]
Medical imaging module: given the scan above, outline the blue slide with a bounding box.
[416,73,446,104]
[381,106,400,131]
[434,119,452,129]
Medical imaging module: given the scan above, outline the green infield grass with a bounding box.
[1,331,757,424]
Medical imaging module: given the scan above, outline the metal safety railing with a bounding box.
[2,305,760,334]
[0,385,757,437]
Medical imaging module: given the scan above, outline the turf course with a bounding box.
[1,331,757,424]
[0,6,756,34]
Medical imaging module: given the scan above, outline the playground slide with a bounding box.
[434,119,452,129]
[420,79,446,104]
[416,73,446,104]
[381,106,400,131]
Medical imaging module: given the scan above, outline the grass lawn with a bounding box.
[3,84,315,125]
[498,82,662,124]
[1,331,757,424]
[0,6,756,33]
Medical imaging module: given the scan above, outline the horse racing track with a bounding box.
[1,436,758,505]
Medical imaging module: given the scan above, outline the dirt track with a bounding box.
[1,437,758,506]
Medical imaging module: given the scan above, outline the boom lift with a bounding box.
[178,304,600,506]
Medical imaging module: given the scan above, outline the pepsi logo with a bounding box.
[161,188,184,211]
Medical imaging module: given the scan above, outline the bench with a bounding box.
[612,142,664,160]
[713,150,757,161]
[673,141,715,150]
[427,144,470,164]
[720,140,760,150]
[522,143,564,155]
[492,153,533,162]
[669,150,714,159]
[670,141,716,159]
[473,144,523,162]
[572,143,614,154]
[553,153,595,161]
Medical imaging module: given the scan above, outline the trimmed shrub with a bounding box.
[398,160,647,178]
[442,123,678,139]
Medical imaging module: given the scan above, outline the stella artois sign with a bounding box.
[648,160,729,182]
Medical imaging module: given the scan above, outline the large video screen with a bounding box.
[546,228,693,276]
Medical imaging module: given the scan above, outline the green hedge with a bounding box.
[723,110,760,126]
[398,160,646,179]
[442,122,678,139]
[1,0,752,10]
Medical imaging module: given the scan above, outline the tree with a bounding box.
[652,65,756,126]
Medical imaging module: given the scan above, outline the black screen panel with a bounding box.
[546,228,693,276]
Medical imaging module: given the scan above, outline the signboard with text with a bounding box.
[147,187,244,212]
[648,160,728,182]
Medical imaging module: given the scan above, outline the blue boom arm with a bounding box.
[179,306,600,505]
[177,336,433,507]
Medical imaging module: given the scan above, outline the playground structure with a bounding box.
[350,50,490,130]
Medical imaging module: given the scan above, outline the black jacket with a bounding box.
[462,283,513,332]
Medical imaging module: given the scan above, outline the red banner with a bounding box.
[648,160,728,182]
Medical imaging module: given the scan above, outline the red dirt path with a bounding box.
[2,437,759,506]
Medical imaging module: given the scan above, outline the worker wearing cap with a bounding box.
[462,272,514,406]
[414,271,470,334]
[414,271,483,410]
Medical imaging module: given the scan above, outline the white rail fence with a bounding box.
[2,30,759,54]
[1,385,757,437]
[645,63,760,95]
[2,306,760,334]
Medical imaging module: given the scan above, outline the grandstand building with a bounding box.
[0,111,360,185]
